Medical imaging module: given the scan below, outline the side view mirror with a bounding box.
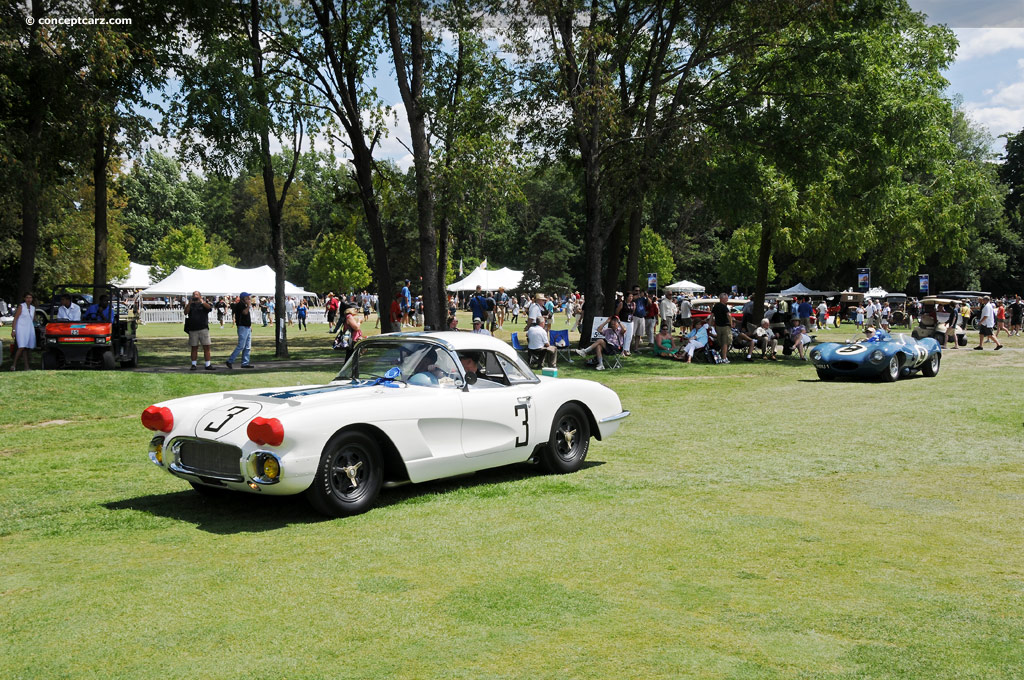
[464,371,477,386]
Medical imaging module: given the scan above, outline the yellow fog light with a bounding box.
[262,456,280,480]
[149,436,165,466]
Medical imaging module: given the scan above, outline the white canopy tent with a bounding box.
[113,262,153,288]
[866,287,889,298]
[665,279,705,293]
[446,265,524,292]
[141,264,312,297]
[779,283,820,296]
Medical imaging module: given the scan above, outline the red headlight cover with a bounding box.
[141,405,173,432]
[247,417,284,446]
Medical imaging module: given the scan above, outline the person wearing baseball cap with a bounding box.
[471,317,491,336]
[226,292,255,369]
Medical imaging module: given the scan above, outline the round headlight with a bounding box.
[810,350,821,361]
[870,350,884,362]
[261,456,280,480]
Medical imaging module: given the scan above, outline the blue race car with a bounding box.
[810,331,941,382]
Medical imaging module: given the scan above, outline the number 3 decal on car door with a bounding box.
[514,403,529,447]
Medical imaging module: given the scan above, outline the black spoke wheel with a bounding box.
[922,353,940,377]
[540,403,591,474]
[306,431,382,517]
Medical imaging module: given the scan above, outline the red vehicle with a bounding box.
[689,298,747,325]
[41,284,139,369]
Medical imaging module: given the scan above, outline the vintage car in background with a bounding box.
[689,298,747,326]
[142,332,630,517]
[810,332,941,382]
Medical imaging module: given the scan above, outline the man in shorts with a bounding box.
[184,290,215,371]
[974,296,1003,350]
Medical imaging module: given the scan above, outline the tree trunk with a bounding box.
[624,201,642,292]
[601,219,624,312]
[579,148,606,348]
[352,142,395,333]
[93,123,108,291]
[17,4,44,297]
[386,0,440,330]
[751,218,775,324]
[248,0,287,357]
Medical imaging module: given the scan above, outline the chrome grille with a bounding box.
[176,439,243,480]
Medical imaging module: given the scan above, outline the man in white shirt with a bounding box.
[525,318,556,368]
[56,294,82,321]
[527,294,545,325]
[660,294,676,328]
[677,296,692,329]
[974,296,1003,350]
[471,317,492,336]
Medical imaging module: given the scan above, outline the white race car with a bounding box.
[142,332,629,516]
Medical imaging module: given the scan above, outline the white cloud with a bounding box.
[955,28,1024,61]
[991,80,1024,106]
[962,103,1024,138]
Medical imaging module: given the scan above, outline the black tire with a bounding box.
[305,431,383,517]
[882,355,900,382]
[120,344,138,368]
[816,369,834,381]
[922,353,940,377]
[540,403,591,474]
[41,351,58,370]
[101,350,116,370]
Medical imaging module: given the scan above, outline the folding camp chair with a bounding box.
[548,329,573,364]
[510,332,530,361]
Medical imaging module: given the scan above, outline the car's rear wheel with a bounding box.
[101,350,116,370]
[540,403,591,474]
[883,355,900,382]
[120,344,138,368]
[41,350,58,370]
[816,369,834,381]
[922,353,940,377]
[306,431,383,517]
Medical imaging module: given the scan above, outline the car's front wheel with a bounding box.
[882,355,900,382]
[306,431,383,517]
[922,353,940,377]
[540,403,591,474]
[816,369,834,381]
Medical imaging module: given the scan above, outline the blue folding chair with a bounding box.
[549,329,574,364]
[510,332,529,360]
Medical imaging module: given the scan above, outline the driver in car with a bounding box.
[56,294,82,321]
[84,295,113,322]
[459,352,481,380]
[862,325,890,343]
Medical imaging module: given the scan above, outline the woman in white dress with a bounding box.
[11,292,37,371]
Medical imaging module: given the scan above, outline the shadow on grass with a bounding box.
[797,373,932,383]
[104,460,605,534]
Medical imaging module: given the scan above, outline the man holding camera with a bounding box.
[185,290,215,371]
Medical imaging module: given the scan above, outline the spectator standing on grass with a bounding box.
[216,296,227,328]
[10,292,36,371]
[816,300,828,331]
[646,292,659,344]
[401,279,412,327]
[527,293,545,325]
[881,302,891,331]
[974,296,1002,350]
[510,297,520,325]
[259,297,269,326]
[184,290,215,371]
[326,293,338,329]
[995,301,1008,337]
[711,292,733,356]
[677,295,692,330]
[286,296,296,326]
[496,287,508,330]
[797,297,813,330]
[470,286,488,324]
[388,291,402,329]
[660,293,676,329]
[226,292,255,369]
[297,298,308,330]
[1010,294,1023,336]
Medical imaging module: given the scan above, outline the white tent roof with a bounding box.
[447,265,524,292]
[866,287,889,298]
[141,264,311,297]
[665,279,705,293]
[780,283,819,296]
[113,262,153,288]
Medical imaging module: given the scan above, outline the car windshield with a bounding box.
[334,340,462,388]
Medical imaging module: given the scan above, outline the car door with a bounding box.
[459,351,539,463]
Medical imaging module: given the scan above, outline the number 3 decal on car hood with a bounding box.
[194,402,263,439]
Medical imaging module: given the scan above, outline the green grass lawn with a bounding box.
[1,322,1022,678]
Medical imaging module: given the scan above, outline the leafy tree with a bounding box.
[152,224,214,280]
[120,151,205,261]
[308,232,372,294]
[719,224,774,290]
[637,227,675,292]
[208,234,239,268]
